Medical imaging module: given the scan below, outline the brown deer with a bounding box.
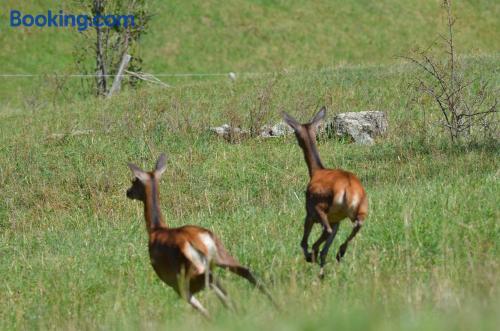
[126,154,277,318]
[283,107,368,277]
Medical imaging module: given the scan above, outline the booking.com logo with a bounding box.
[10,10,135,31]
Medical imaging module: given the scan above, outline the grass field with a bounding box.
[0,1,499,330]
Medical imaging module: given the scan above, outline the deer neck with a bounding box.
[143,180,167,233]
[300,132,324,177]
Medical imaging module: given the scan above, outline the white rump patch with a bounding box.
[185,243,207,274]
[183,233,218,275]
[335,192,344,205]
[199,233,217,260]
[350,195,359,209]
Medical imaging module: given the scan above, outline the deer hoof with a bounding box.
[336,244,347,262]
[305,252,313,263]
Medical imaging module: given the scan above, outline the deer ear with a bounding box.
[128,163,149,183]
[154,153,168,178]
[282,112,302,132]
[311,107,326,126]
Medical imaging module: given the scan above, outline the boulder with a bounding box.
[259,121,294,138]
[328,111,388,145]
[211,111,388,144]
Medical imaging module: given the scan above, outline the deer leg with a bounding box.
[336,219,362,262]
[311,230,329,263]
[318,223,340,278]
[209,275,237,312]
[301,214,314,262]
[315,207,333,234]
[204,258,211,291]
[178,268,210,319]
[188,294,211,320]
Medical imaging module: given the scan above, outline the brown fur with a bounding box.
[283,108,368,276]
[126,154,277,318]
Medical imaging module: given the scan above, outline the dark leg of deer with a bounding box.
[336,220,362,262]
[318,223,340,278]
[301,214,314,262]
[308,206,332,264]
[311,230,329,263]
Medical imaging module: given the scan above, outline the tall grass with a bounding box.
[0,57,498,330]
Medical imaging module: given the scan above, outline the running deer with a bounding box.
[283,107,368,277]
[126,154,276,319]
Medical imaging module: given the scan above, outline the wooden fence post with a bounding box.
[107,54,132,98]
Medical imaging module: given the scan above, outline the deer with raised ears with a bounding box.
[126,154,277,319]
[283,107,368,277]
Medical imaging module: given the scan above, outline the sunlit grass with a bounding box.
[0,56,498,330]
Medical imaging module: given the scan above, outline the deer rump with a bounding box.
[147,226,240,294]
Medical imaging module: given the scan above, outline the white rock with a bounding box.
[329,111,388,145]
[210,124,249,142]
[259,121,294,138]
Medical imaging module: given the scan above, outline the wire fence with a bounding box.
[1,53,495,91]
[0,62,400,79]
[0,63,399,90]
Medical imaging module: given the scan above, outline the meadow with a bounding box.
[0,1,499,330]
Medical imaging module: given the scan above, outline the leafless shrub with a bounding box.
[220,76,279,142]
[248,77,279,137]
[74,0,151,97]
[404,0,498,143]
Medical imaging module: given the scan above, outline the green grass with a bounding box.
[0,56,498,330]
[0,0,499,330]
[1,0,499,103]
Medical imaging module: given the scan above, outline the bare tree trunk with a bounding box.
[94,0,107,96]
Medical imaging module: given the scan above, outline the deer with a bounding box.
[126,154,277,319]
[283,107,368,277]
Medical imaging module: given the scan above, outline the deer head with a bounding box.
[283,107,326,146]
[126,154,168,202]
[282,107,326,177]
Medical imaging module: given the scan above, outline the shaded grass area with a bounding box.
[0,60,498,330]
